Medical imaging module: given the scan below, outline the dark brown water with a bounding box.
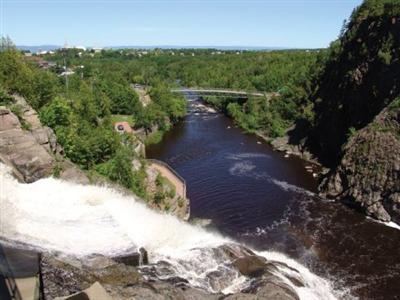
[147,96,400,300]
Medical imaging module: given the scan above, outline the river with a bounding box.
[147,95,400,299]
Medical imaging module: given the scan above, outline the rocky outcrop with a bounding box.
[308,3,400,167]
[217,244,301,300]
[40,253,141,299]
[320,105,400,222]
[41,244,301,300]
[0,106,55,182]
[0,95,90,184]
[13,94,62,155]
[40,253,217,300]
[54,282,112,300]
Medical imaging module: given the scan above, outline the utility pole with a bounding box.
[64,57,68,94]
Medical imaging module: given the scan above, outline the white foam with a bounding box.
[0,163,337,298]
[366,217,400,231]
[229,161,256,176]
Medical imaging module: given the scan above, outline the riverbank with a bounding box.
[146,96,400,299]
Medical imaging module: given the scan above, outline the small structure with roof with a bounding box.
[114,122,133,134]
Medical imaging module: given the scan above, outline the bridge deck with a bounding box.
[171,88,265,97]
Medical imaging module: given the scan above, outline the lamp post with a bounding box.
[80,65,84,80]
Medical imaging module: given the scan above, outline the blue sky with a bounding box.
[1,0,363,48]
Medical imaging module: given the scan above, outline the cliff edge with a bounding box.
[320,102,400,222]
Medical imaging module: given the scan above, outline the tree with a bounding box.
[40,96,72,128]
[0,36,15,51]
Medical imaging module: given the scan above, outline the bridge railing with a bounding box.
[171,88,265,97]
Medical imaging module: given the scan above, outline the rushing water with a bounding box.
[0,163,337,299]
[146,96,400,300]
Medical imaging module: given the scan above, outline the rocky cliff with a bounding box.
[309,1,400,166]
[0,95,88,184]
[320,102,400,222]
[302,1,400,222]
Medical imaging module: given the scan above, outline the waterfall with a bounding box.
[0,163,338,299]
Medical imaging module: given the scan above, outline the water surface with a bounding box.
[147,96,400,299]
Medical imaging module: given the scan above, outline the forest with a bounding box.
[0,38,325,192]
[0,38,186,197]
[2,0,397,194]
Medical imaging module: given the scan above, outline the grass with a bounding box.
[111,114,135,125]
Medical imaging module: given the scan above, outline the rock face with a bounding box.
[40,253,218,300]
[0,106,55,182]
[0,95,90,184]
[217,244,300,300]
[13,94,62,155]
[40,244,301,300]
[308,4,400,167]
[40,254,141,299]
[320,105,400,222]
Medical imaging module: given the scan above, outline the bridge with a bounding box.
[171,88,268,99]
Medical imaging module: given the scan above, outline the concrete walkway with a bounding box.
[148,159,186,199]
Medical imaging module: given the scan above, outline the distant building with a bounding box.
[114,122,133,134]
[59,70,75,76]
[63,45,87,52]
[73,45,86,51]
[38,60,57,69]
[92,47,103,53]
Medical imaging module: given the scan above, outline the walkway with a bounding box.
[147,159,186,199]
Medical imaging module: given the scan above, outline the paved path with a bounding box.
[148,159,186,199]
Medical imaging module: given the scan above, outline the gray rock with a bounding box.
[320,106,400,222]
[40,253,220,300]
[232,255,267,277]
[112,247,148,267]
[0,108,55,182]
[213,244,300,299]
[59,160,90,184]
[40,253,141,300]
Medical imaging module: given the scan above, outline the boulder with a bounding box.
[112,247,148,267]
[54,282,112,300]
[215,244,300,300]
[227,279,299,300]
[58,160,90,185]
[232,255,267,277]
[40,253,141,299]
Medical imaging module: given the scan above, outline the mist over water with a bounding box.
[0,163,338,299]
